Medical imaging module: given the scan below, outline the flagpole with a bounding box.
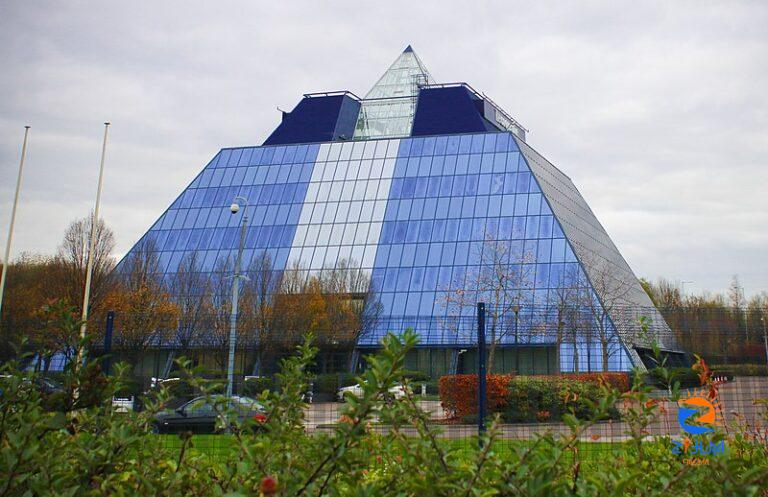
[77,122,110,361]
[0,126,31,319]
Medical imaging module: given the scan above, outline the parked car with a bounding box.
[0,374,64,397]
[337,382,410,402]
[150,395,266,434]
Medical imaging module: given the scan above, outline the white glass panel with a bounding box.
[305,182,320,202]
[350,245,365,264]
[310,203,325,223]
[293,225,308,246]
[386,140,400,158]
[360,201,375,222]
[324,246,340,267]
[339,142,353,160]
[340,184,354,202]
[368,222,383,245]
[342,224,357,245]
[305,225,320,246]
[315,144,331,163]
[327,143,342,161]
[332,161,346,181]
[383,158,396,177]
[329,182,343,201]
[287,247,302,265]
[372,200,387,221]
[318,224,332,243]
[365,181,378,199]
[329,224,344,245]
[362,245,376,268]
[374,140,388,158]
[347,201,363,223]
[322,163,336,181]
[354,223,370,244]
[351,141,365,160]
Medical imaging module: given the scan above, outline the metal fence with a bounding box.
[83,303,768,461]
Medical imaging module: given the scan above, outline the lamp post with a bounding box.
[226,195,249,397]
[77,122,110,365]
[0,126,31,319]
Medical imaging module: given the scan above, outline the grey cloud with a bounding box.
[0,0,766,296]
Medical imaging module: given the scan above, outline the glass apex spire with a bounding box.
[354,45,435,140]
[364,45,434,99]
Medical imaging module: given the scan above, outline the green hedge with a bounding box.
[504,377,619,423]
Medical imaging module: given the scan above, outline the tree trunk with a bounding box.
[572,330,580,373]
[487,343,496,375]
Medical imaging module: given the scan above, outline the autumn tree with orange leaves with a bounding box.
[104,238,178,369]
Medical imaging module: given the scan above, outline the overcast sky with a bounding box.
[0,1,766,297]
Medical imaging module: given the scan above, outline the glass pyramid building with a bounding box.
[118,46,677,374]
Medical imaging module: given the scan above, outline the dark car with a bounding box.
[150,395,266,434]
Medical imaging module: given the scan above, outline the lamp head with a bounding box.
[230,203,240,214]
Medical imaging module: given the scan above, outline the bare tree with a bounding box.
[444,235,535,373]
[240,251,282,375]
[54,214,116,319]
[170,251,211,361]
[321,258,381,347]
[728,275,748,342]
[552,264,591,373]
[578,255,634,372]
[208,256,235,372]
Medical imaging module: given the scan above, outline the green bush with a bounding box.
[2,327,767,496]
[504,376,619,423]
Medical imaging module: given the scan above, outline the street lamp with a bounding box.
[226,195,249,398]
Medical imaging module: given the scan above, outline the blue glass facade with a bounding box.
[118,46,673,373]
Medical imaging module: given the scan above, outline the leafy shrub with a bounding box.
[505,377,563,422]
[1,330,767,495]
[439,373,628,420]
[438,374,513,418]
[243,376,276,396]
[504,376,620,423]
[553,372,631,392]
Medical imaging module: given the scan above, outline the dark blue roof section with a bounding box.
[411,86,499,136]
[263,94,361,145]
